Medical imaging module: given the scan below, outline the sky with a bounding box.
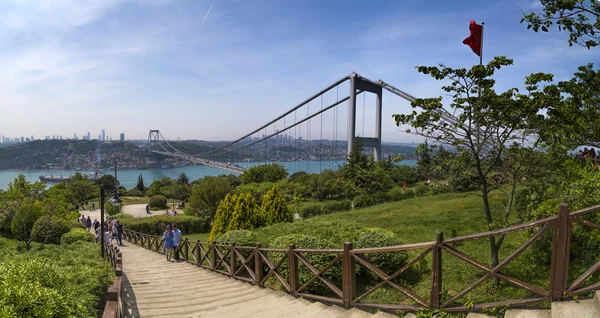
[0,0,597,143]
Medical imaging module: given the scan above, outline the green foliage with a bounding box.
[208,193,237,242]
[269,234,341,294]
[521,0,599,49]
[97,174,119,192]
[240,163,288,184]
[353,194,374,209]
[177,172,190,185]
[260,186,293,225]
[389,165,419,185]
[126,188,145,197]
[105,202,123,216]
[340,139,394,196]
[235,182,275,204]
[186,175,235,229]
[163,183,192,201]
[10,201,43,250]
[213,230,258,246]
[355,228,409,280]
[120,215,204,234]
[0,241,113,317]
[322,200,353,214]
[146,177,173,197]
[136,174,145,192]
[32,215,71,245]
[300,204,324,219]
[148,195,168,209]
[69,219,86,229]
[227,193,262,231]
[60,228,95,244]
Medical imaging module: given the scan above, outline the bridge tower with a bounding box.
[347,73,383,161]
[146,130,160,149]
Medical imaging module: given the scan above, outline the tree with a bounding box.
[261,186,293,225]
[146,177,172,197]
[10,200,42,250]
[240,163,288,184]
[414,141,434,178]
[97,174,119,192]
[177,172,189,185]
[208,193,237,242]
[136,174,145,192]
[186,176,234,224]
[521,0,600,49]
[393,56,553,273]
[227,193,262,231]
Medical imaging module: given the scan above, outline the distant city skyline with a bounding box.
[0,129,127,144]
[0,0,595,142]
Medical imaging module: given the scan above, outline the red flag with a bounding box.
[463,20,483,56]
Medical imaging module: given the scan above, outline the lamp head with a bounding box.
[109,192,122,207]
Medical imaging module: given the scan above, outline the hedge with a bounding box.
[120,215,204,234]
[61,228,95,244]
[149,195,168,209]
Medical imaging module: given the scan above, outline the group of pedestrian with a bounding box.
[104,218,124,246]
[161,224,182,262]
[577,148,600,170]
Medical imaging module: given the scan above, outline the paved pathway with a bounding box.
[120,242,396,318]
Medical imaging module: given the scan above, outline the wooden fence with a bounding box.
[122,203,600,313]
[102,243,124,318]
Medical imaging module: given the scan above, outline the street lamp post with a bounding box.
[100,159,123,257]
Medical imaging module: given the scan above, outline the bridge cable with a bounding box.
[363,91,366,139]
[307,101,310,173]
[320,94,323,173]
[334,85,338,170]
[295,110,298,174]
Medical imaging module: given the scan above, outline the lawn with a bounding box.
[182,190,551,311]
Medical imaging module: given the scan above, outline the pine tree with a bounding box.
[208,193,237,242]
[261,186,293,225]
[227,193,261,232]
[136,174,145,192]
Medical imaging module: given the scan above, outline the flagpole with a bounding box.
[480,22,484,67]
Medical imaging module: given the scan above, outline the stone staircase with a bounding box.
[120,243,398,317]
[466,291,600,318]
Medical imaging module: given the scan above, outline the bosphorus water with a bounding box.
[0,159,417,190]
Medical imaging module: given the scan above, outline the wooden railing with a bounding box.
[122,203,600,314]
[102,243,124,318]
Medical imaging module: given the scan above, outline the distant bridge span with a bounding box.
[149,149,247,174]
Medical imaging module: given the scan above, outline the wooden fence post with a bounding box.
[342,242,356,306]
[230,243,237,277]
[550,203,571,300]
[211,242,217,270]
[183,238,189,261]
[255,243,263,286]
[289,244,298,295]
[195,240,201,266]
[430,232,443,308]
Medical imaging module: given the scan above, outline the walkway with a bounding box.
[120,243,396,318]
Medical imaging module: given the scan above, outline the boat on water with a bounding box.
[39,171,103,183]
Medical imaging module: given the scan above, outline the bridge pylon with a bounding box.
[147,130,160,149]
[348,73,383,161]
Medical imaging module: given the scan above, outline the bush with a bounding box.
[261,186,293,226]
[227,193,262,231]
[353,194,374,209]
[149,195,168,209]
[110,213,134,220]
[61,228,95,244]
[105,202,123,216]
[209,193,237,242]
[355,228,409,280]
[322,201,352,214]
[213,230,258,246]
[69,219,86,229]
[300,205,323,219]
[120,215,205,235]
[413,184,429,196]
[126,188,145,197]
[269,234,341,295]
[240,163,288,184]
[0,260,88,317]
[32,215,71,245]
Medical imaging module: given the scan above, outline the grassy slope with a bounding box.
[183,190,551,307]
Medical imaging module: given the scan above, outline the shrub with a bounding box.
[126,188,145,197]
[110,213,134,220]
[214,230,258,246]
[355,228,409,280]
[353,194,374,209]
[149,195,168,209]
[321,201,352,215]
[209,193,238,242]
[120,215,205,235]
[261,186,293,225]
[105,202,123,216]
[299,205,323,219]
[413,184,429,196]
[32,215,71,245]
[69,219,86,229]
[240,163,288,184]
[227,193,262,231]
[0,259,88,317]
[61,228,95,244]
[269,234,341,295]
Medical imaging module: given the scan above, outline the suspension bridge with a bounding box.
[145,72,458,174]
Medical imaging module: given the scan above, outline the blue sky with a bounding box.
[0,0,596,142]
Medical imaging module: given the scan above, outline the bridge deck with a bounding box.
[150,150,246,174]
[120,242,395,318]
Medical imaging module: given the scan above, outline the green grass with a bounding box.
[181,190,553,310]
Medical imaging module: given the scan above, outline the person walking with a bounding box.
[162,224,174,261]
[91,201,96,211]
[171,224,182,262]
[115,221,123,246]
[146,204,150,214]
[86,216,92,232]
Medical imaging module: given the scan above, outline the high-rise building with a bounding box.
[73,133,77,139]
[31,135,34,141]
[120,133,125,142]
[87,132,91,140]
[1,135,4,143]
[102,129,105,142]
